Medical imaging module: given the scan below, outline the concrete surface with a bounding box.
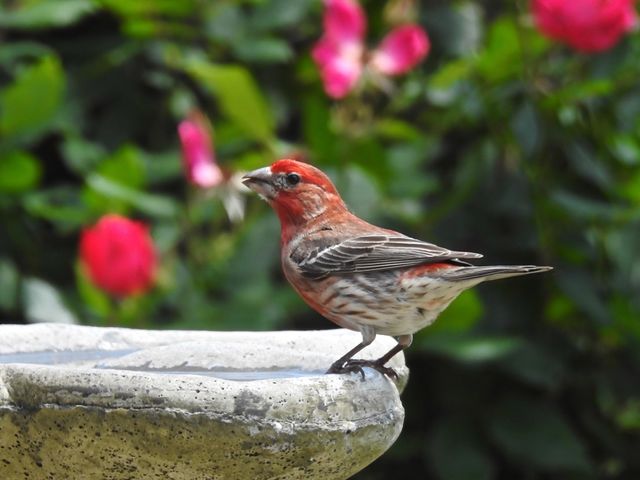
[0,324,407,479]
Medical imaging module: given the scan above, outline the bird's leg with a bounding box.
[345,334,413,380]
[326,342,369,378]
[326,326,375,379]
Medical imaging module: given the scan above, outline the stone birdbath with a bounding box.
[0,323,407,479]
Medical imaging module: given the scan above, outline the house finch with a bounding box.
[242,159,552,378]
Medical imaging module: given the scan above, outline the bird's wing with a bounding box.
[294,234,483,278]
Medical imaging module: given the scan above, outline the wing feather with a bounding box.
[295,234,482,277]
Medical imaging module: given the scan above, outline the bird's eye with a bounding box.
[286,173,301,186]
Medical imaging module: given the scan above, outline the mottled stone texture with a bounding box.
[0,324,407,479]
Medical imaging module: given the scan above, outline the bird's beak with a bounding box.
[242,166,277,200]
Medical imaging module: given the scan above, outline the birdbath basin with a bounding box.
[0,324,407,479]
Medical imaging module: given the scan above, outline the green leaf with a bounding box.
[615,399,640,431]
[475,17,520,83]
[23,186,92,230]
[83,143,145,217]
[141,150,182,185]
[203,3,245,44]
[545,79,613,107]
[550,190,619,220]
[374,119,422,141]
[426,59,472,106]
[0,0,97,29]
[611,134,640,166]
[101,0,194,17]
[555,267,610,324]
[619,171,640,203]
[0,258,19,311]
[302,94,339,162]
[249,0,315,31]
[564,141,613,190]
[152,222,182,254]
[0,54,65,139]
[0,42,52,67]
[334,165,381,221]
[430,60,472,90]
[424,2,483,57]
[0,151,42,193]
[223,215,280,289]
[511,102,542,158]
[488,395,592,472]
[86,173,179,218]
[99,0,195,38]
[609,295,640,345]
[22,277,78,324]
[61,136,107,175]
[233,37,293,63]
[185,62,274,143]
[99,145,145,188]
[475,16,547,84]
[418,333,522,363]
[427,418,495,480]
[497,342,565,390]
[75,262,112,319]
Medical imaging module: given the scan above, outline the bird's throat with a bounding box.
[274,193,345,244]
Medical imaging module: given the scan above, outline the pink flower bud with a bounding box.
[369,24,430,76]
[532,0,637,53]
[312,0,367,99]
[323,0,366,44]
[178,115,223,188]
[80,215,157,298]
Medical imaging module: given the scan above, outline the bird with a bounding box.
[242,159,552,379]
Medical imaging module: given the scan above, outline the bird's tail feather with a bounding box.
[441,265,553,282]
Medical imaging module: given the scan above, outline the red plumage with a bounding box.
[243,159,552,378]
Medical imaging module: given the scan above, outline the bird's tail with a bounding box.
[441,265,553,283]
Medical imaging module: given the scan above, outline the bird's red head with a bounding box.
[242,159,346,240]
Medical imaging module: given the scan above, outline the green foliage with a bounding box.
[0,54,65,140]
[488,395,591,472]
[427,417,494,480]
[184,62,275,144]
[0,151,41,193]
[1,0,640,478]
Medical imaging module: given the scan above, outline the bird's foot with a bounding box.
[348,359,399,380]
[326,361,366,380]
[326,359,398,380]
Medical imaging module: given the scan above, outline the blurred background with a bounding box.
[1,0,640,478]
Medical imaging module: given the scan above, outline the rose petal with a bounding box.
[532,0,637,53]
[323,0,366,44]
[312,38,363,98]
[370,24,430,76]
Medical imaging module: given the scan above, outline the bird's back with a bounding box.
[281,212,550,336]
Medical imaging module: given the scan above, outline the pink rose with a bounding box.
[532,0,637,52]
[80,215,157,298]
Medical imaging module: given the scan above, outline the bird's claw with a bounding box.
[348,359,399,380]
[326,362,366,380]
[326,359,398,380]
